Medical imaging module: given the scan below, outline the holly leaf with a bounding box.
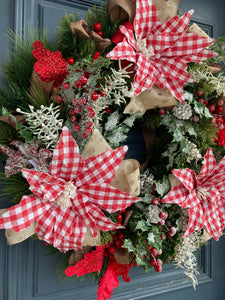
[147,232,162,250]
[154,176,170,197]
[135,220,149,232]
[2,107,10,115]
[123,239,136,252]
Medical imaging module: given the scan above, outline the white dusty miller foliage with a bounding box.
[174,231,202,289]
[186,141,202,163]
[16,104,63,149]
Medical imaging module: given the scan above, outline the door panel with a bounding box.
[0,0,225,299]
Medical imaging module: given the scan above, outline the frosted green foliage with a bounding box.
[154,176,170,197]
[174,231,203,289]
[183,91,212,119]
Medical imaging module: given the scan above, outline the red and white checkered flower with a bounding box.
[0,127,139,252]
[107,0,216,101]
[161,149,225,240]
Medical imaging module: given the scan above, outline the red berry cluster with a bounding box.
[107,230,125,255]
[196,90,224,129]
[93,22,103,37]
[147,244,163,273]
[152,198,177,238]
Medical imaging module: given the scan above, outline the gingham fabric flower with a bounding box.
[161,149,225,240]
[0,127,139,252]
[0,141,52,177]
[107,0,216,101]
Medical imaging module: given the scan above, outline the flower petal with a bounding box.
[183,204,204,238]
[79,182,140,213]
[161,183,188,206]
[48,127,86,181]
[134,0,161,39]
[75,146,128,187]
[198,149,216,181]
[0,195,50,232]
[172,168,197,192]
[22,169,65,200]
[107,40,137,63]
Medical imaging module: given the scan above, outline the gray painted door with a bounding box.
[0,0,225,299]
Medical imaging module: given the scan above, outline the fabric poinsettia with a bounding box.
[162,149,225,240]
[0,141,52,177]
[107,0,216,101]
[0,127,139,252]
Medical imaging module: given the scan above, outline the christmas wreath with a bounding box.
[0,0,225,299]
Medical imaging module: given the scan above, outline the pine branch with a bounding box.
[0,172,30,204]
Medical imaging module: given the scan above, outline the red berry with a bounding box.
[93,52,100,60]
[159,211,168,220]
[116,214,123,223]
[74,80,82,88]
[192,115,199,122]
[218,124,224,130]
[87,105,94,111]
[73,124,81,132]
[150,259,156,266]
[97,30,103,37]
[160,234,166,240]
[105,107,111,114]
[73,98,80,106]
[108,246,116,254]
[69,109,76,116]
[217,99,224,106]
[198,98,204,104]
[150,247,158,257]
[155,265,162,272]
[99,90,105,97]
[114,239,123,248]
[156,259,162,266]
[158,249,162,255]
[216,117,222,125]
[203,100,208,106]
[88,110,95,117]
[209,104,216,112]
[85,128,92,135]
[159,108,165,115]
[167,227,177,237]
[63,82,70,90]
[118,232,125,240]
[79,98,86,105]
[82,133,88,139]
[133,262,138,267]
[55,95,62,103]
[71,116,78,123]
[147,245,151,251]
[86,121,93,128]
[94,22,101,31]
[75,68,79,72]
[197,90,203,97]
[67,57,75,65]
[216,106,223,113]
[80,76,88,85]
[158,220,165,226]
[152,199,160,205]
[75,107,81,114]
[91,92,99,101]
[123,276,130,282]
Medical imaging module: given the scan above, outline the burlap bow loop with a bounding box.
[108,0,136,23]
[69,20,111,53]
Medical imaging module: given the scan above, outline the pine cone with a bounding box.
[172,102,192,120]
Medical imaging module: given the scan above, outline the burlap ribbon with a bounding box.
[0,112,26,129]
[1,128,140,246]
[69,20,111,53]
